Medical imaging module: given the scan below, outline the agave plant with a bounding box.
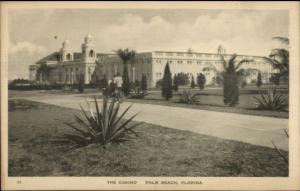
[253,88,288,111]
[178,89,199,104]
[53,96,142,149]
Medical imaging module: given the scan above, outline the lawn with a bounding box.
[78,85,289,118]
[8,99,288,176]
[9,83,289,119]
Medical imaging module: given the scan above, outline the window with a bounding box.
[66,53,71,61]
[89,50,95,57]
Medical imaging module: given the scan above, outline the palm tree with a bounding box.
[116,48,136,65]
[115,49,136,96]
[221,54,253,106]
[263,37,289,84]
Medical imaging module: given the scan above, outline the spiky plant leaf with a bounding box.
[55,96,141,148]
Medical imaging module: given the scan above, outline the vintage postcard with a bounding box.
[1,1,299,190]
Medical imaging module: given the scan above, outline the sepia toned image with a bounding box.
[1,1,299,190]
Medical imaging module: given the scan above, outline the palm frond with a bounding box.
[235,59,254,71]
[220,54,227,71]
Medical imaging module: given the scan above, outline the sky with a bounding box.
[7,9,288,80]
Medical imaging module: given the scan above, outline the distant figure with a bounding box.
[113,72,123,98]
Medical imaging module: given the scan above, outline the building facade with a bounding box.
[30,35,276,87]
[95,47,276,87]
[29,34,99,85]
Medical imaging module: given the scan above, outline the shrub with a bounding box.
[162,63,173,100]
[256,72,262,88]
[173,74,179,91]
[130,80,140,91]
[77,75,85,93]
[253,88,288,111]
[176,72,190,85]
[53,96,142,148]
[98,75,108,89]
[122,65,130,96]
[155,79,163,88]
[129,88,149,99]
[141,74,148,92]
[215,75,223,85]
[8,84,65,91]
[241,80,247,88]
[190,76,195,89]
[108,81,116,97]
[270,73,280,85]
[178,89,199,104]
[197,73,206,90]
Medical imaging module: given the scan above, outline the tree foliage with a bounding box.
[190,76,195,89]
[197,73,206,90]
[141,74,148,92]
[176,72,190,85]
[263,37,289,85]
[115,48,136,96]
[116,48,136,65]
[98,75,108,89]
[162,63,173,100]
[173,74,179,91]
[77,74,84,93]
[122,65,130,96]
[221,54,252,106]
[256,72,262,88]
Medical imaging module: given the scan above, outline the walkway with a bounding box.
[21,93,288,151]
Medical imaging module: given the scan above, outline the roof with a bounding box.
[73,52,82,60]
[36,52,60,63]
[36,52,84,63]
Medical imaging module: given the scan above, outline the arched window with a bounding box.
[66,53,71,61]
[89,50,94,57]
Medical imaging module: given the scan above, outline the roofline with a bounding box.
[152,50,265,58]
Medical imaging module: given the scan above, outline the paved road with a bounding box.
[17,93,288,151]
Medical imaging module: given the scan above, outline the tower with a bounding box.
[60,40,73,62]
[217,45,226,55]
[81,34,96,63]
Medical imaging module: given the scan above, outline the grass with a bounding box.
[8,99,288,176]
[9,88,289,119]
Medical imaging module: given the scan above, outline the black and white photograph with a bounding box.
[1,1,299,190]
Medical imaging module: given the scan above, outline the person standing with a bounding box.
[114,72,123,98]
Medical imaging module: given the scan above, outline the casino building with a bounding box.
[29,34,100,85]
[29,34,276,87]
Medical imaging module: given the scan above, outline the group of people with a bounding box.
[106,72,123,98]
